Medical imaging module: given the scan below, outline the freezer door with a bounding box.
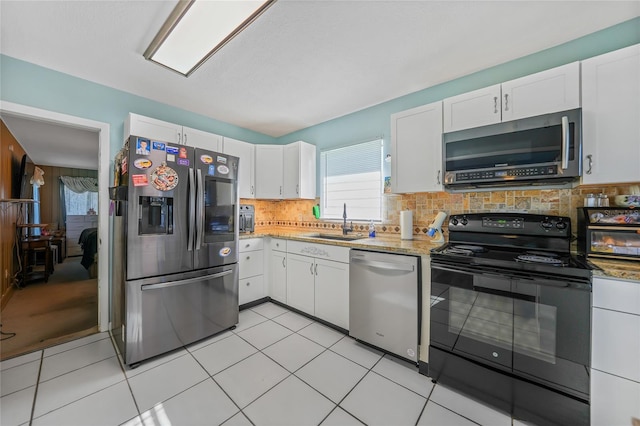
[194,149,240,269]
[127,137,194,280]
[123,265,239,365]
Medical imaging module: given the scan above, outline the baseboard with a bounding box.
[419,360,429,377]
[239,297,270,310]
[0,284,15,310]
[260,297,349,335]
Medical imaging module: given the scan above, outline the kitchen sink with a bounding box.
[307,233,365,241]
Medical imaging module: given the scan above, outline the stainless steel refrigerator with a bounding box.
[110,135,240,366]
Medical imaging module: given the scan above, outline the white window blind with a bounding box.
[321,139,383,221]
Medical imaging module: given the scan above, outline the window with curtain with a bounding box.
[320,139,383,221]
[59,176,99,217]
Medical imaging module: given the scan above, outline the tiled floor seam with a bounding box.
[42,335,110,358]
[26,351,44,426]
[110,334,143,419]
[37,354,118,384]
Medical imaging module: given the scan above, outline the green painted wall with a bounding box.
[0,55,278,161]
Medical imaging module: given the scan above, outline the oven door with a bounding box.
[430,262,591,399]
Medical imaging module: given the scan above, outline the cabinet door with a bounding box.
[298,142,316,199]
[592,307,640,382]
[268,251,287,304]
[443,84,501,132]
[314,258,349,329]
[125,113,182,145]
[391,101,443,193]
[501,62,580,122]
[182,126,222,151]
[223,137,255,198]
[591,369,640,426]
[286,253,315,315]
[255,145,284,199]
[582,44,640,185]
[283,143,300,199]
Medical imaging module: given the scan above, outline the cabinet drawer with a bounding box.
[287,240,349,263]
[239,238,263,252]
[592,307,640,382]
[593,276,640,315]
[239,251,263,279]
[239,275,265,305]
[270,238,287,252]
[591,369,640,426]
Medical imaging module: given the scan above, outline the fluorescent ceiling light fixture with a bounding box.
[144,0,276,77]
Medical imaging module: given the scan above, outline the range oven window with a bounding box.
[431,264,590,397]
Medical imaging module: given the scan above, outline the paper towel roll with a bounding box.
[400,210,413,240]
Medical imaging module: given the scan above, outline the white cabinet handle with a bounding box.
[437,170,441,185]
[314,264,318,275]
[245,243,250,248]
[184,133,188,145]
[493,97,498,114]
[177,133,181,144]
[282,257,286,268]
[586,154,593,175]
[504,94,509,111]
[296,184,299,195]
[280,186,282,195]
[251,185,254,195]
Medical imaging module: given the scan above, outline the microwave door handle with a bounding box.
[196,169,204,250]
[561,115,569,170]
[188,168,195,251]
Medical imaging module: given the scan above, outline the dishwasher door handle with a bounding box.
[351,257,414,272]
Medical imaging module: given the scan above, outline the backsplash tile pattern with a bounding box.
[243,184,640,239]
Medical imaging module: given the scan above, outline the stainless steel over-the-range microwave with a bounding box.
[443,108,582,190]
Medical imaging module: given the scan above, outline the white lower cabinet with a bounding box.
[286,241,349,329]
[314,258,349,330]
[238,238,264,305]
[591,276,640,425]
[267,239,287,304]
[286,253,315,314]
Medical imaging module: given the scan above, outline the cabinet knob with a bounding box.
[493,96,498,114]
[246,281,250,286]
[246,256,250,260]
[503,94,509,111]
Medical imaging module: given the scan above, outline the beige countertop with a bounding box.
[242,229,640,282]
[242,229,442,256]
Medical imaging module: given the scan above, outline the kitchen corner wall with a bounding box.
[243,183,640,239]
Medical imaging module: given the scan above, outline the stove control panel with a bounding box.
[448,213,571,237]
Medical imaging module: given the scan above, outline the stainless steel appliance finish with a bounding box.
[429,213,592,426]
[239,204,254,233]
[443,109,582,190]
[349,249,420,362]
[110,136,240,366]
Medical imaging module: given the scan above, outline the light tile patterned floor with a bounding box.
[1,302,519,426]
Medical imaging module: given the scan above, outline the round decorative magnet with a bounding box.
[150,162,179,191]
[133,158,152,170]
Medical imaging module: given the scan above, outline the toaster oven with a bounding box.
[577,207,640,260]
[239,204,254,233]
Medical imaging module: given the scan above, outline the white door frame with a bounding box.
[1,101,110,332]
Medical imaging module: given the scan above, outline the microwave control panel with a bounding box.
[452,165,558,182]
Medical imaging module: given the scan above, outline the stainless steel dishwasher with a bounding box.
[349,249,420,363]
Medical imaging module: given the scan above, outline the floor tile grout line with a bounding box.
[110,332,142,419]
[40,333,110,359]
[26,350,43,426]
[428,399,484,426]
[36,353,121,386]
[0,353,44,373]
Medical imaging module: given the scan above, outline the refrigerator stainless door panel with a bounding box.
[124,264,239,365]
[194,149,240,269]
[127,138,193,280]
[349,249,420,362]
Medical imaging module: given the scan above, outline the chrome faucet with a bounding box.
[343,203,353,235]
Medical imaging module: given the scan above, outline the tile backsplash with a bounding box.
[243,183,640,239]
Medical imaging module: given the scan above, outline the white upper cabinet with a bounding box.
[581,44,640,185]
[255,145,284,199]
[443,84,502,132]
[391,101,443,193]
[125,113,182,144]
[223,137,256,198]
[501,62,580,122]
[182,126,222,151]
[255,142,316,200]
[283,141,316,199]
[125,113,222,151]
[443,62,580,132]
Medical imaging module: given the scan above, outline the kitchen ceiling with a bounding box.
[1,1,639,138]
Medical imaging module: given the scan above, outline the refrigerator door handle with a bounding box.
[196,169,204,250]
[188,168,195,251]
[141,270,233,291]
